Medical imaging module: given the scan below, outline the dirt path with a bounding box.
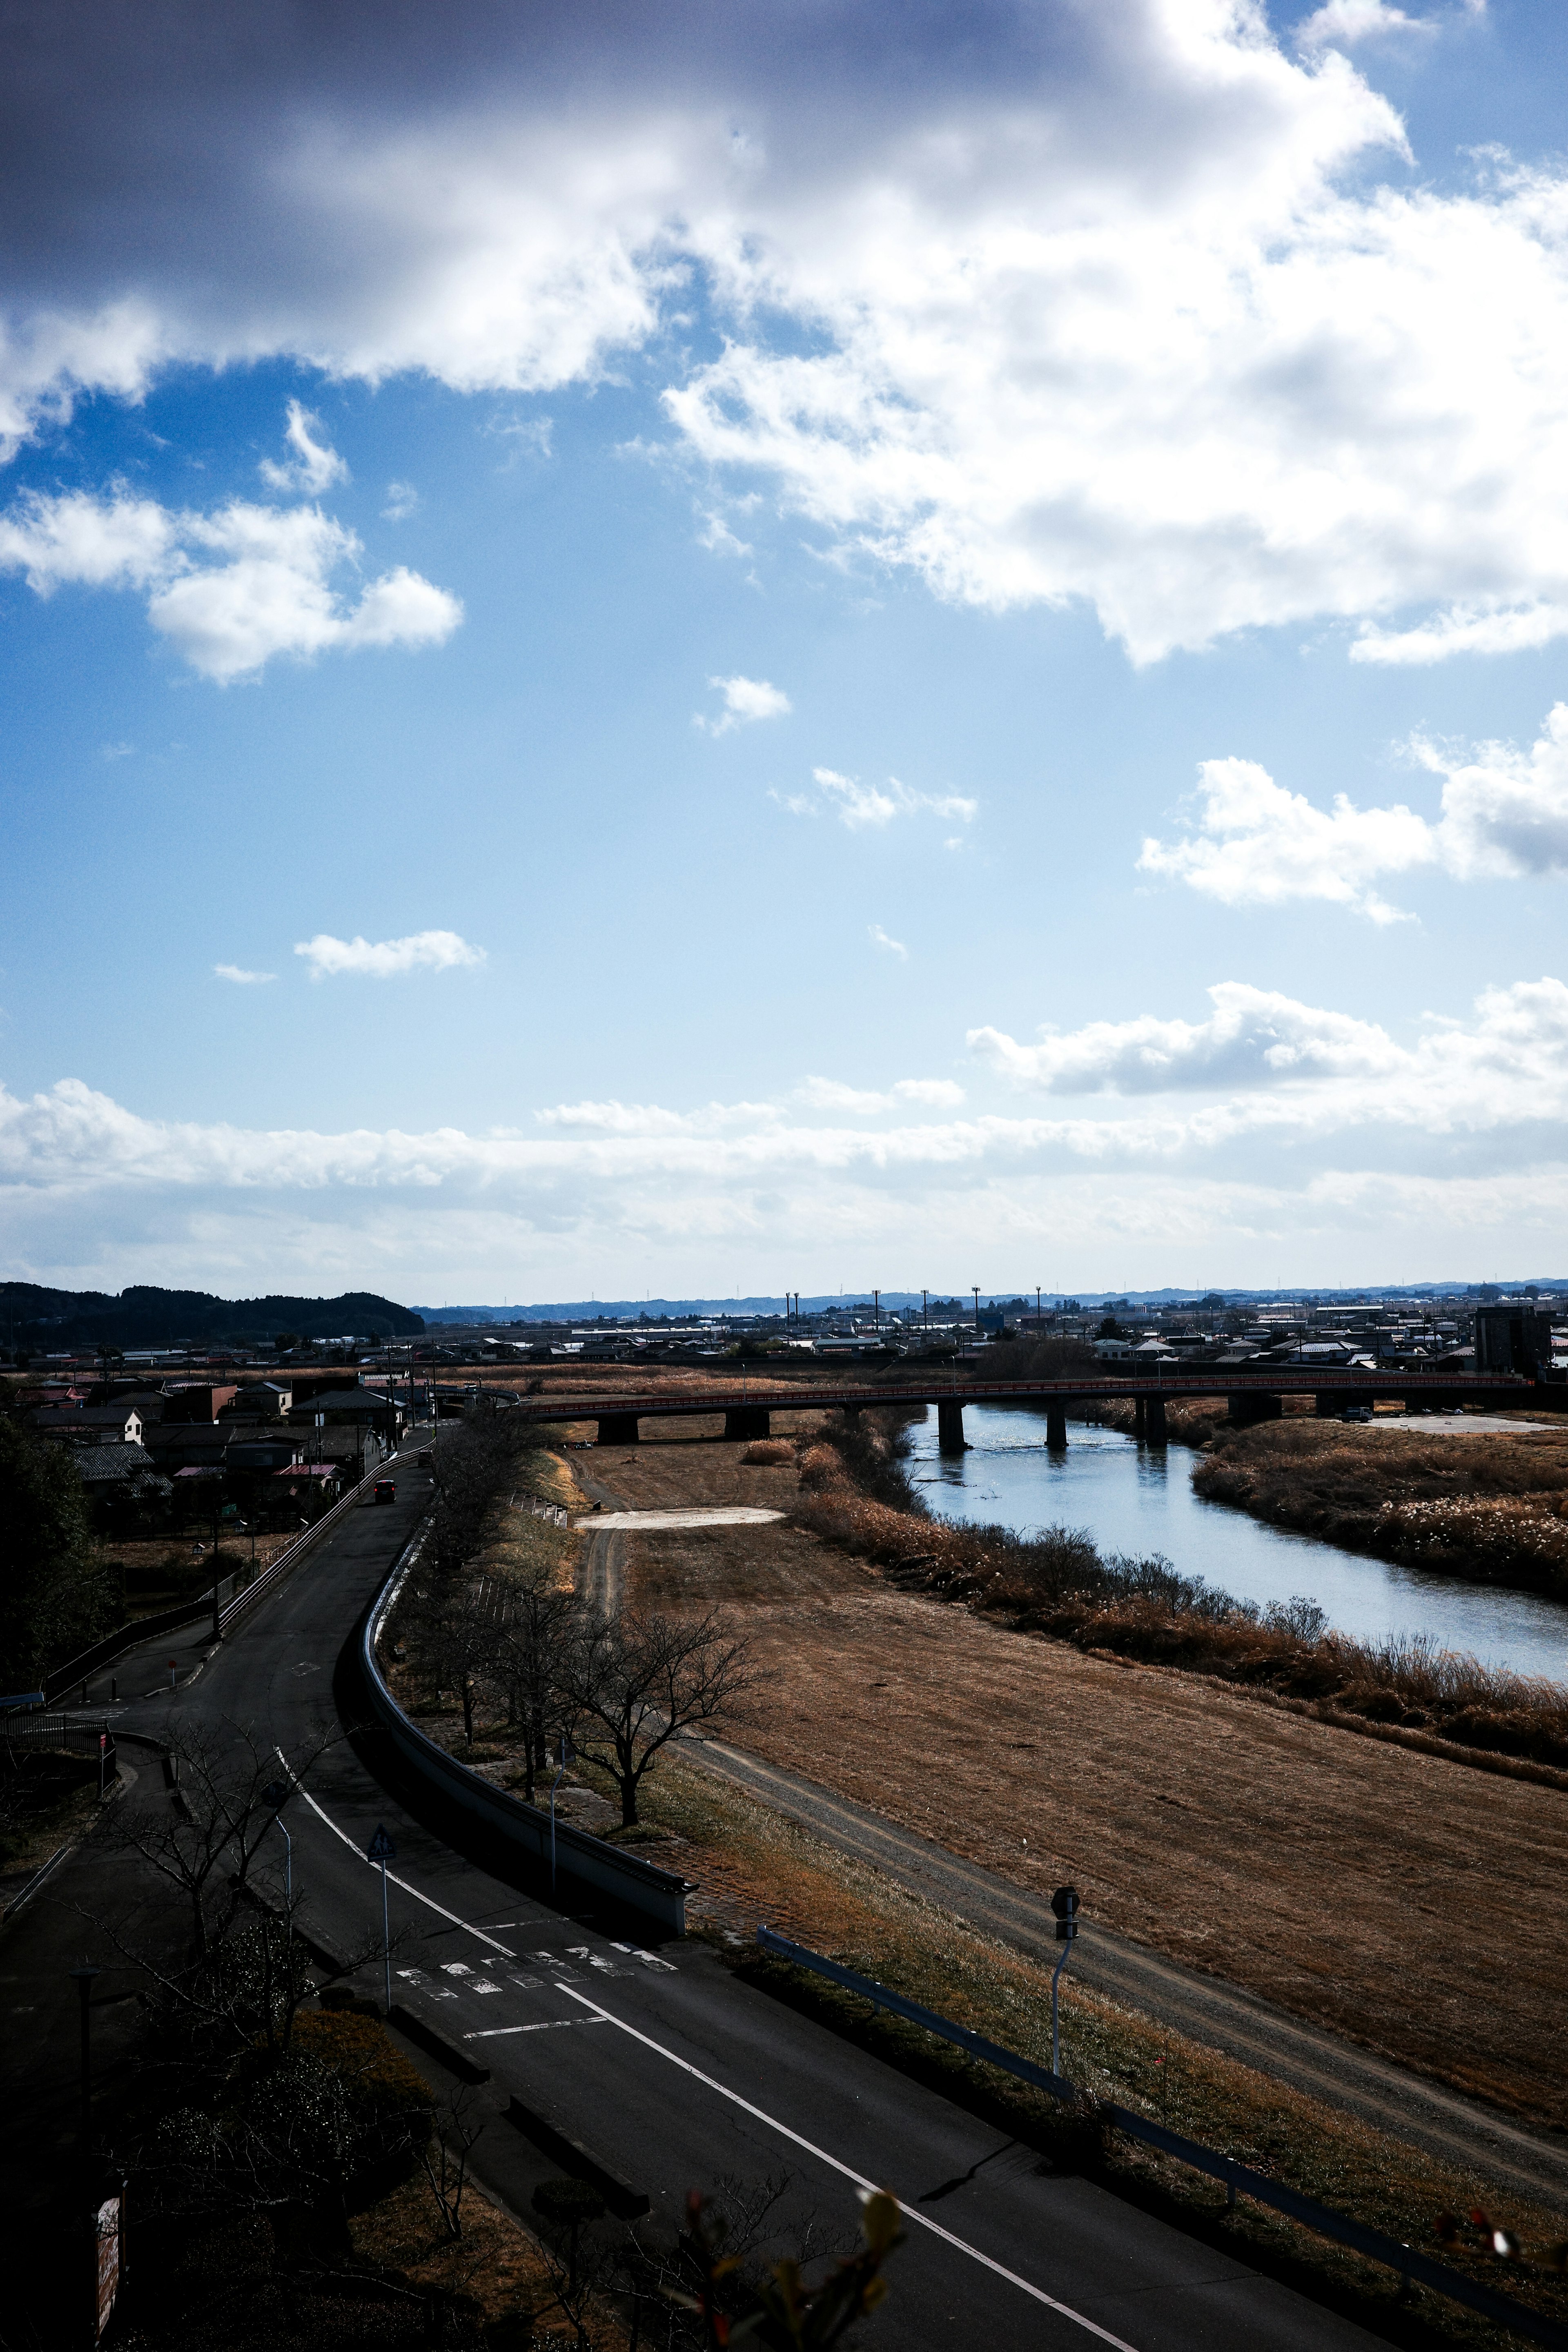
[569,1419,1568,2135]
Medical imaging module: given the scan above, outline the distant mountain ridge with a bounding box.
[1,1283,423,1349]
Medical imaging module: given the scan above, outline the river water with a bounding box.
[908,1400,1568,1685]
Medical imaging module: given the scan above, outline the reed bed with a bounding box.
[791,1419,1568,1769]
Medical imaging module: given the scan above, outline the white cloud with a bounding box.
[258,400,349,495]
[100,741,134,760]
[213,964,276,984]
[1140,705,1568,918]
[794,767,977,830]
[534,1098,778,1134]
[868,924,908,960]
[697,509,753,559]
[0,478,462,681]
[1351,601,1568,664]
[1,6,1562,662]
[693,673,791,736]
[293,929,486,980]
[969,976,1568,1145]
[797,1076,964,1112]
[971,982,1407,1095]
[382,480,421,520]
[1294,1,1439,52]
[1138,756,1434,922]
[8,975,1568,1294]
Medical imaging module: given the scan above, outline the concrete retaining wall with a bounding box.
[359,1545,690,1937]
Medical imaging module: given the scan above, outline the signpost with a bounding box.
[367,1824,396,2013]
[1049,1884,1080,2078]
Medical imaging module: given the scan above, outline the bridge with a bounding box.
[506,1366,1559,1452]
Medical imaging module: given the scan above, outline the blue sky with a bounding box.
[4,0,1568,1301]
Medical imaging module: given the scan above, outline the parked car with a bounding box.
[372,1477,396,1502]
[1342,1404,1372,1423]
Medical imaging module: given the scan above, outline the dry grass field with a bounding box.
[1195,1418,1568,1588]
[555,1413,1568,2127]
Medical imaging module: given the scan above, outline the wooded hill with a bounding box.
[0,1283,423,1349]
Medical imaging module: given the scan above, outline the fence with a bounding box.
[754,1927,1568,2352]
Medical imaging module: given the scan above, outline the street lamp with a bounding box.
[1049,1886,1080,2079]
[68,1962,101,2154]
[262,1779,293,1907]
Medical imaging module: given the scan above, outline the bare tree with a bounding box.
[85,1715,386,2058]
[493,1557,578,1799]
[420,2082,489,2241]
[417,1575,502,1744]
[558,1610,756,1828]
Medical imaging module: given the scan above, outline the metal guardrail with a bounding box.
[755,1927,1568,2351]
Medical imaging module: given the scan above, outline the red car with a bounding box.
[372,1477,396,1503]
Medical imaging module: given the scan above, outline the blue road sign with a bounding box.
[366,1824,396,1864]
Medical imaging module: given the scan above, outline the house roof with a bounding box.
[75,1442,157,1483]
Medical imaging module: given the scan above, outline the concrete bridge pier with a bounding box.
[841,1403,862,1425]
[1146,1395,1168,1446]
[937,1399,966,1453]
[1045,1401,1068,1448]
[1132,1397,1147,1437]
[597,1413,640,1445]
[724,1405,772,1442]
[1227,1392,1283,1429]
[1314,1394,1339,1417]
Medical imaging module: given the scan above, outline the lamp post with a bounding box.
[366,1825,396,2013]
[1049,1885,1080,2078]
[68,1963,100,2154]
[263,1778,293,1908]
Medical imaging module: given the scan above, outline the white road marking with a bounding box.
[290,1765,1140,2346]
[555,1984,1140,2350]
[464,2018,612,2040]
[279,1753,517,1958]
[572,1507,785,1530]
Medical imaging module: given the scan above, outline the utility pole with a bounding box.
[973,1286,981,1345]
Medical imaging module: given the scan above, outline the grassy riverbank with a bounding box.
[1193,1417,1568,1593]
[791,1417,1568,1772]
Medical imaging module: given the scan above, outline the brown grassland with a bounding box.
[552,1411,1568,2127]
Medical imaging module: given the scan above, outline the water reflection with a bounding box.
[909,1400,1568,1685]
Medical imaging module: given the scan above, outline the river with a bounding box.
[908,1399,1568,1685]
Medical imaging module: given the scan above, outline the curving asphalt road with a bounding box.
[1,1441,1401,2350]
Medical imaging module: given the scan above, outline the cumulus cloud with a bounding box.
[694,673,791,736]
[382,480,420,520]
[0,476,462,680]
[293,929,485,980]
[970,976,1568,1143]
[7,975,1568,1293]
[784,768,976,830]
[534,1098,778,1134]
[1140,706,1568,918]
[1351,601,1568,665]
[1294,1,1439,52]
[0,3,1562,661]
[213,964,275,984]
[1138,757,1434,922]
[258,399,349,494]
[797,1075,964,1111]
[868,923,908,959]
